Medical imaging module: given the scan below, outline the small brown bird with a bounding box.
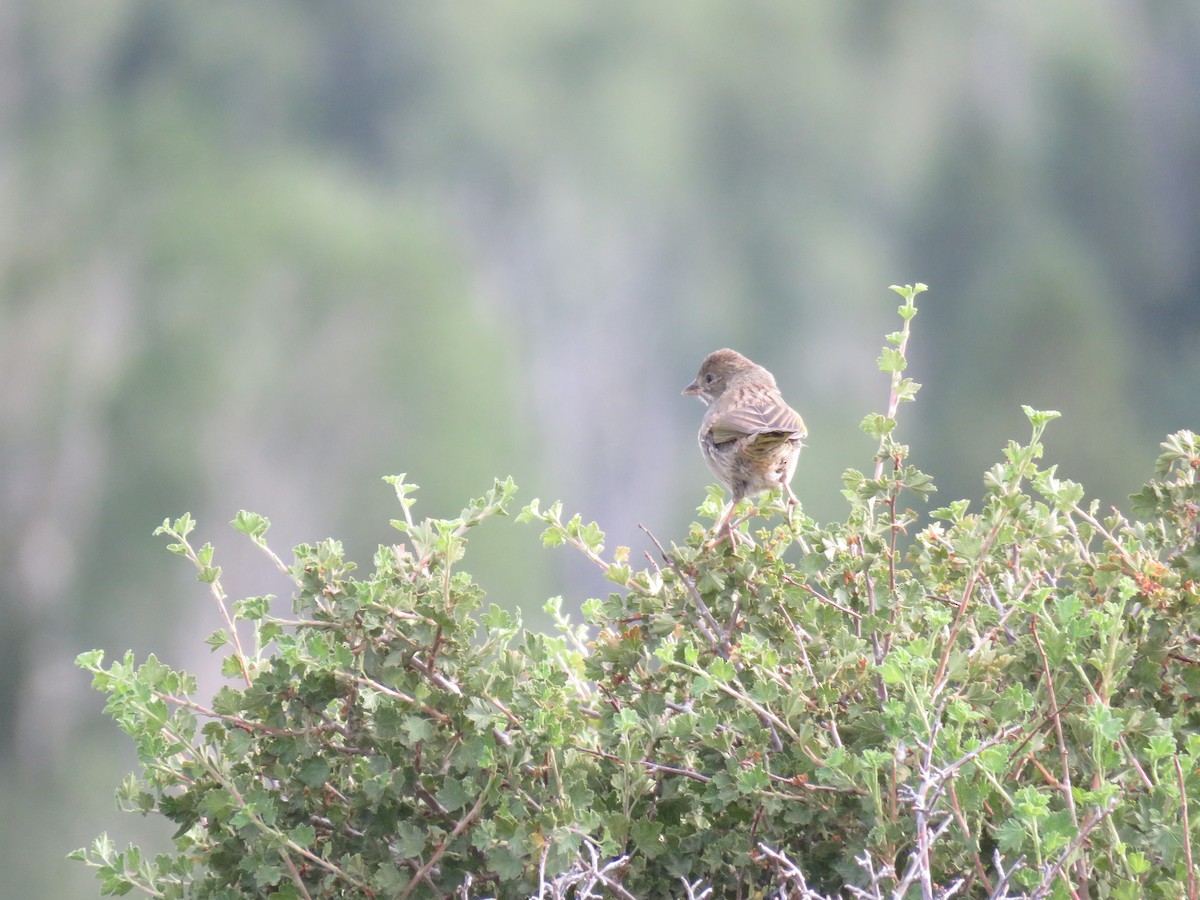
[683,349,806,543]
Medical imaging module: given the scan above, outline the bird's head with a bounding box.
[682,348,758,404]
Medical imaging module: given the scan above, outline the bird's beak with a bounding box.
[682,380,700,396]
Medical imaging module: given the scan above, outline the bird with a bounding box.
[682,349,806,544]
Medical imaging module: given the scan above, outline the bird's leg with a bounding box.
[710,501,735,547]
[783,482,799,527]
[727,506,753,534]
[710,500,753,548]
[716,503,760,548]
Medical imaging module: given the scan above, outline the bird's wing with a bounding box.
[708,398,806,445]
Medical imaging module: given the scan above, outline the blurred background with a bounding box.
[3,2,1198,896]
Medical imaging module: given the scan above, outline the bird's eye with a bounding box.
[704,373,715,384]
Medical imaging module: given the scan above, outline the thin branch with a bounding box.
[1028,800,1118,900]
[947,781,993,894]
[776,604,845,751]
[931,517,1006,700]
[399,779,494,899]
[665,659,799,741]
[575,746,712,783]
[280,852,314,900]
[781,574,862,620]
[179,542,252,685]
[251,538,303,588]
[640,524,728,658]
[1178,755,1198,900]
[351,674,451,723]
[1030,615,1086,895]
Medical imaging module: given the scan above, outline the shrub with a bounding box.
[74,285,1200,898]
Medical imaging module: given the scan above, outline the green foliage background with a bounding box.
[2,4,1200,897]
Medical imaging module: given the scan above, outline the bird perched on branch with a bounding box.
[682,349,806,544]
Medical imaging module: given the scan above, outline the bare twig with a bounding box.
[991,848,1025,898]
[756,843,837,899]
[536,831,633,900]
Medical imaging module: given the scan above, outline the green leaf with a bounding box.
[393,822,425,858]
[697,567,726,594]
[613,708,641,735]
[880,657,905,685]
[297,759,330,789]
[153,513,195,539]
[630,818,664,857]
[204,629,229,650]
[1088,703,1123,743]
[76,649,104,671]
[1013,786,1050,820]
[877,347,907,374]
[860,413,896,439]
[708,658,735,681]
[233,595,272,621]
[231,510,270,541]
[435,777,472,812]
[514,498,542,524]
[995,818,1027,854]
[736,765,769,794]
[894,377,922,402]
[288,824,316,847]
[372,862,409,894]
[1021,405,1062,433]
[253,864,284,889]
[486,845,525,881]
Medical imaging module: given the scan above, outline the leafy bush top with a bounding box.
[75,286,1200,899]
